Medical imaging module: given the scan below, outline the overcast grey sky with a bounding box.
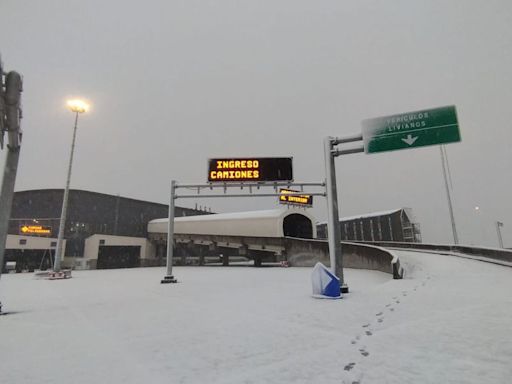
[1,0,511,246]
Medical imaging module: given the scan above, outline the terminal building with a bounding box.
[2,189,421,272]
[3,189,208,272]
[316,208,421,243]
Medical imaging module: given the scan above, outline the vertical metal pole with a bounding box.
[323,137,346,291]
[54,111,79,272]
[388,217,394,241]
[440,146,459,244]
[161,180,177,283]
[0,147,21,281]
[114,194,120,235]
[496,221,504,248]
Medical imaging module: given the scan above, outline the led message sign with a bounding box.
[20,225,52,235]
[279,188,313,207]
[208,157,293,182]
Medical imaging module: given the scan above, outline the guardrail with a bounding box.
[355,241,512,265]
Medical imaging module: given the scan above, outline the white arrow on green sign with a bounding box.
[362,105,461,154]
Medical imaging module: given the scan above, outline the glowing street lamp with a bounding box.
[53,99,90,273]
[67,99,89,114]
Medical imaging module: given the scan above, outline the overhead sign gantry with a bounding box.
[324,105,461,293]
[161,155,323,284]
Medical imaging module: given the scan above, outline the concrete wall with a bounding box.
[285,238,403,279]
[147,232,403,279]
[83,234,156,269]
[6,234,64,250]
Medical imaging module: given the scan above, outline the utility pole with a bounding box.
[0,56,23,314]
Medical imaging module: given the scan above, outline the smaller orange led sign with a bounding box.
[279,188,313,207]
[20,225,52,235]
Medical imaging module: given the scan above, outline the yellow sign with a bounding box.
[20,225,52,235]
[279,188,313,207]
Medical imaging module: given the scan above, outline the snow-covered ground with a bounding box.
[1,251,511,384]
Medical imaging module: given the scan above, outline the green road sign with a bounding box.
[362,105,460,154]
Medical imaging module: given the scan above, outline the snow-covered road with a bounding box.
[1,251,510,384]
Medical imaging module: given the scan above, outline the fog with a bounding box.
[1,0,511,246]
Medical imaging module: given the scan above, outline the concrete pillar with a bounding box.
[198,246,205,266]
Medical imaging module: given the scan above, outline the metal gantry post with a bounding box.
[323,134,364,294]
[161,180,177,283]
[323,137,345,290]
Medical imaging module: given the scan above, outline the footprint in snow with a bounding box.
[359,348,370,357]
[362,323,370,328]
[365,330,373,336]
[344,362,356,371]
[376,312,383,316]
[377,318,383,323]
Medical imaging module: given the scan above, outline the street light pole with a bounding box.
[440,145,459,244]
[53,100,88,273]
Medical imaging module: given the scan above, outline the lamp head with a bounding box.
[67,99,89,113]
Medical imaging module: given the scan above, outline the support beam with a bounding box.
[324,137,346,292]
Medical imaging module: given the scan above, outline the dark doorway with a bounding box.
[2,249,53,273]
[97,245,141,269]
[283,214,313,239]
